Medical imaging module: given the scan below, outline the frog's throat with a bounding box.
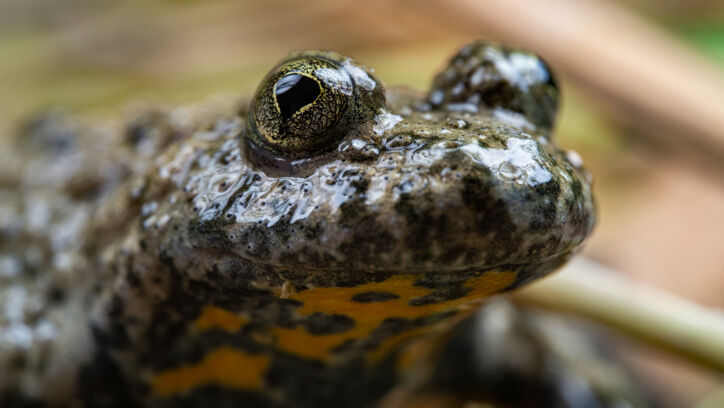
[150,269,518,399]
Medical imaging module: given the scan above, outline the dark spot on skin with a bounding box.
[303,313,355,335]
[265,353,394,408]
[105,295,131,349]
[409,285,469,306]
[394,194,445,265]
[76,338,139,408]
[18,111,76,154]
[125,270,142,289]
[47,285,66,303]
[351,292,400,303]
[528,178,560,232]
[298,270,392,289]
[330,338,359,354]
[156,386,276,408]
[206,264,221,281]
[8,353,26,372]
[416,274,467,291]
[460,172,517,265]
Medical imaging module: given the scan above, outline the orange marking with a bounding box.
[273,271,517,362]
[152,347,269,396]
[272,328,353,360]
[194,305,248,332]
[150,270,516,396]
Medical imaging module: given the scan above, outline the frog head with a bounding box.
[163,41,595,290]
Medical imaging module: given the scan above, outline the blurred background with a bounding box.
[0,0,722,406]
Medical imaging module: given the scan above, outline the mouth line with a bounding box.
[195,247,574,276]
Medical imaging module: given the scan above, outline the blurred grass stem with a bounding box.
[513,258,724,374]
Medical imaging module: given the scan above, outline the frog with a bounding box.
[0,40,612,407]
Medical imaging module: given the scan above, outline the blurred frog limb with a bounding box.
[513,257,724,374]
[380,296,652,408]
[379,258,724,408]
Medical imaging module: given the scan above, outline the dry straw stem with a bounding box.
[513,257,724,374]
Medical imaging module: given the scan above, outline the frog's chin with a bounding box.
[191,246,574,292]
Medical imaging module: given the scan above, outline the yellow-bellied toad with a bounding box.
[0,41,600,407]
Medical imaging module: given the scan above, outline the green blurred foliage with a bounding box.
[672,22,724,65]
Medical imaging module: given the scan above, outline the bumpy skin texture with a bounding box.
[0,42,601,407]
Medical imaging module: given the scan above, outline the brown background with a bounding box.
[1,0,722,405]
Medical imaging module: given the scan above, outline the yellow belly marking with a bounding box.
[273,271,517,361]
[194,305,249,332]
[152,347,269,396]
[151,270,516,396]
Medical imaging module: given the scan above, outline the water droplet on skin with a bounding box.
[498,161,521,180]
[315,66,353,96]
[466,93,481,105]
[141,201,158,216]
[470,67,486,87]
[386,135,413,149]
[429,89,444,105]
[566,150,584,168]
[142,215,157,229]
[520,142,535,154]
[342,59,376,92]
[451,82,465,96]
[373,111,403,135]
[448,119,468,129]
[155,214,170,229]
[492,109,535,131]
[447,102,477,113]
[460,137,552,186]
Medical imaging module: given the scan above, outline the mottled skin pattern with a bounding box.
[0,41,603,407]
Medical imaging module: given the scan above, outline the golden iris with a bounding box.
[247,51,385,158]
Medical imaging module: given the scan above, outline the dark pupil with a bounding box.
[275,74,321,119]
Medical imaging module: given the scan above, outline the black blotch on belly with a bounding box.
[409,285,470,306]
[351,292,400,303]
[154,386,275,408]
[303,313,355,335]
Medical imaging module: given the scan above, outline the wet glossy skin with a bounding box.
[0,41,595,407]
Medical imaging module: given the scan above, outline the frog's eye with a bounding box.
[428,41,560,130]
[247,52,385,158]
